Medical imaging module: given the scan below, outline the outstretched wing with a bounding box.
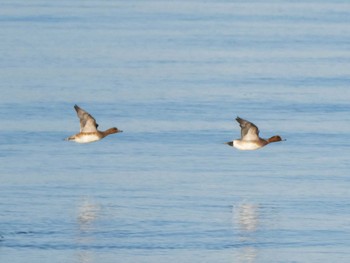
[74,105,99,133]
[236,117,260,141]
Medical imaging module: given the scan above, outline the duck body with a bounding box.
[226,117,283,150]
[67,132,102,144]
[231,139,268,150]
[66,105,122,144]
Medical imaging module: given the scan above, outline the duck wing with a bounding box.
[236,117,260,141]
[74,105,99,132]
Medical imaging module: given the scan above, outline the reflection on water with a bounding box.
[76,198,101,263]
[77,199,101,230]
[76,251,95,263]
[1,0,349,262]
[233,202,259,263]
[237,247,258,263]
[236,203,259,232]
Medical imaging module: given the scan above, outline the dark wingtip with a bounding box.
[74,104,80,112]
[225,141,233,147]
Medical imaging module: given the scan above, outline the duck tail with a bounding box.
[65,135,75,141]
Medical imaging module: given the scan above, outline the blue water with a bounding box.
[1,1,350,262]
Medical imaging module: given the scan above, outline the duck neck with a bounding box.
[101,128,118,137]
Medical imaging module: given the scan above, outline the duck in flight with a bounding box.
[226,117,283,150]
[66,104,122,143]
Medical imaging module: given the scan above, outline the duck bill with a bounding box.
[225,141,233,147]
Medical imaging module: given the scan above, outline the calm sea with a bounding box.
[1,1,350,262]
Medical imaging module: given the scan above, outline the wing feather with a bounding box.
[236,117,260,141]
[74,105,98,133]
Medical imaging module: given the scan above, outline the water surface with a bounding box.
[1,1,350,262]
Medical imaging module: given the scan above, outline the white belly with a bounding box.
[233,140,262,150]
[74,134,101,143]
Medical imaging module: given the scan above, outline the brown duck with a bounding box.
[226,117,283,150]
[66,105,122,143]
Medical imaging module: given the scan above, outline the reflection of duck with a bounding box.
[236,203,259,232]
[77,200,100,227]
[75,200,101,263]
[66,104,122,143]
[234,203,259,263]
[237,247,257,263]
[226,117,283,150]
